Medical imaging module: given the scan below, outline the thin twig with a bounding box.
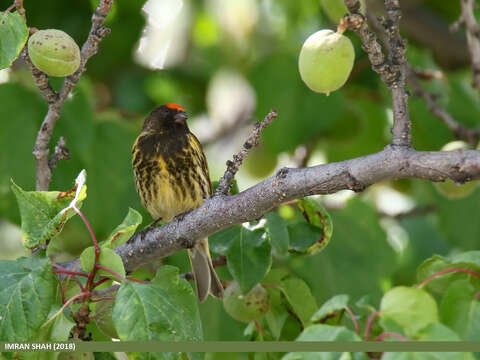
[48,136,71,169]
[408,69,480,146]
[31,0,113,191]
[215,109,277,195]
[453,0,480,94]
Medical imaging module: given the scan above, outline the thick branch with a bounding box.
[454,0,480,94]
[32,0,113,190]
[117,146,480,272]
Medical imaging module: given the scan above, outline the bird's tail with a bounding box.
[188,238,224,302]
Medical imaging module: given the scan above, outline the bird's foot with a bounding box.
[174,210,192,222]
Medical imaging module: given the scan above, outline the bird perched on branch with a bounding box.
[132,103,224,302]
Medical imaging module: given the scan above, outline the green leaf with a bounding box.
[41,305,75,341]
[440,279,480,341]
[102,207,142,249]
[264,287,288,340]
[311,294,350,323]
[283,324,361,360]
[0,252,57,341]
[226,227,272,293]
[11,170,87,249]
[415,323,462,341]
[380,286,439,337]
[290,198,396,305]
[288,223,325,254]
[80,246,126,281]
[209,225,241,255]
[296,198,333,254]
[280,277,317,327]
[435,189,480,250]
[112,266,202,342]
[264,212,289,256]
[417,253,480,295]
[0,12,28,69]
[93,297,118,339]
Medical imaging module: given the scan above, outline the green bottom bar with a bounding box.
[2,342,480,353]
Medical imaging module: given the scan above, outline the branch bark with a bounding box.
[117,146,480,272]
[344,0,410,146]
[31,0,113,190]
[453,0,480,95]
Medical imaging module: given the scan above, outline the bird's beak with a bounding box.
[174,112,188,125]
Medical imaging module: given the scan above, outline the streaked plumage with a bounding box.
[132,104,223,302]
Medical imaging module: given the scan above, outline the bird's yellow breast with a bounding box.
[132,132,211,222]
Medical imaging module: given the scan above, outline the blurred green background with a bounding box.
[1,0,480,341]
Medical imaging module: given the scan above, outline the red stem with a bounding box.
[418,268,480,288]
[374,332,409,342]
[74,206,99,250]
[95,264,128,282]
[254,320,264,335]
[344,306,360,335]
[127,276,149,284]
[73,205,100,302]
[364,311,379,341]
[43,291,91,328]
[52,269,89,278]
[92,277,111,289]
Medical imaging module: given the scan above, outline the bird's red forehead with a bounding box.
[165,103,186,112]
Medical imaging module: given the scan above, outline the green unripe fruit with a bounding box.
[223,281,270,323]
[28,29,81,77]
[244,145,278,178]
[320,0,366,24]
[298,29,354,95]
[434,141,479,199]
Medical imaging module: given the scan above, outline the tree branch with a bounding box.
[117,146,480,272]
[343,0,410,146]
[31,0,113,191]
[214,109,277,195]
[407,68,480,146]
[453,0,480,94]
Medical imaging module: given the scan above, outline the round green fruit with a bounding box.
[434,141,479,199]
[298,29,354,95]
[320,0,366,23]
[223,281,270,323]
[243,145,278,178]
[28,29,81,77]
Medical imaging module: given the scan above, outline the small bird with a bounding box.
[132,103,224,302]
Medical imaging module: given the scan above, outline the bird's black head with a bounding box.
[142,103,188,132]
